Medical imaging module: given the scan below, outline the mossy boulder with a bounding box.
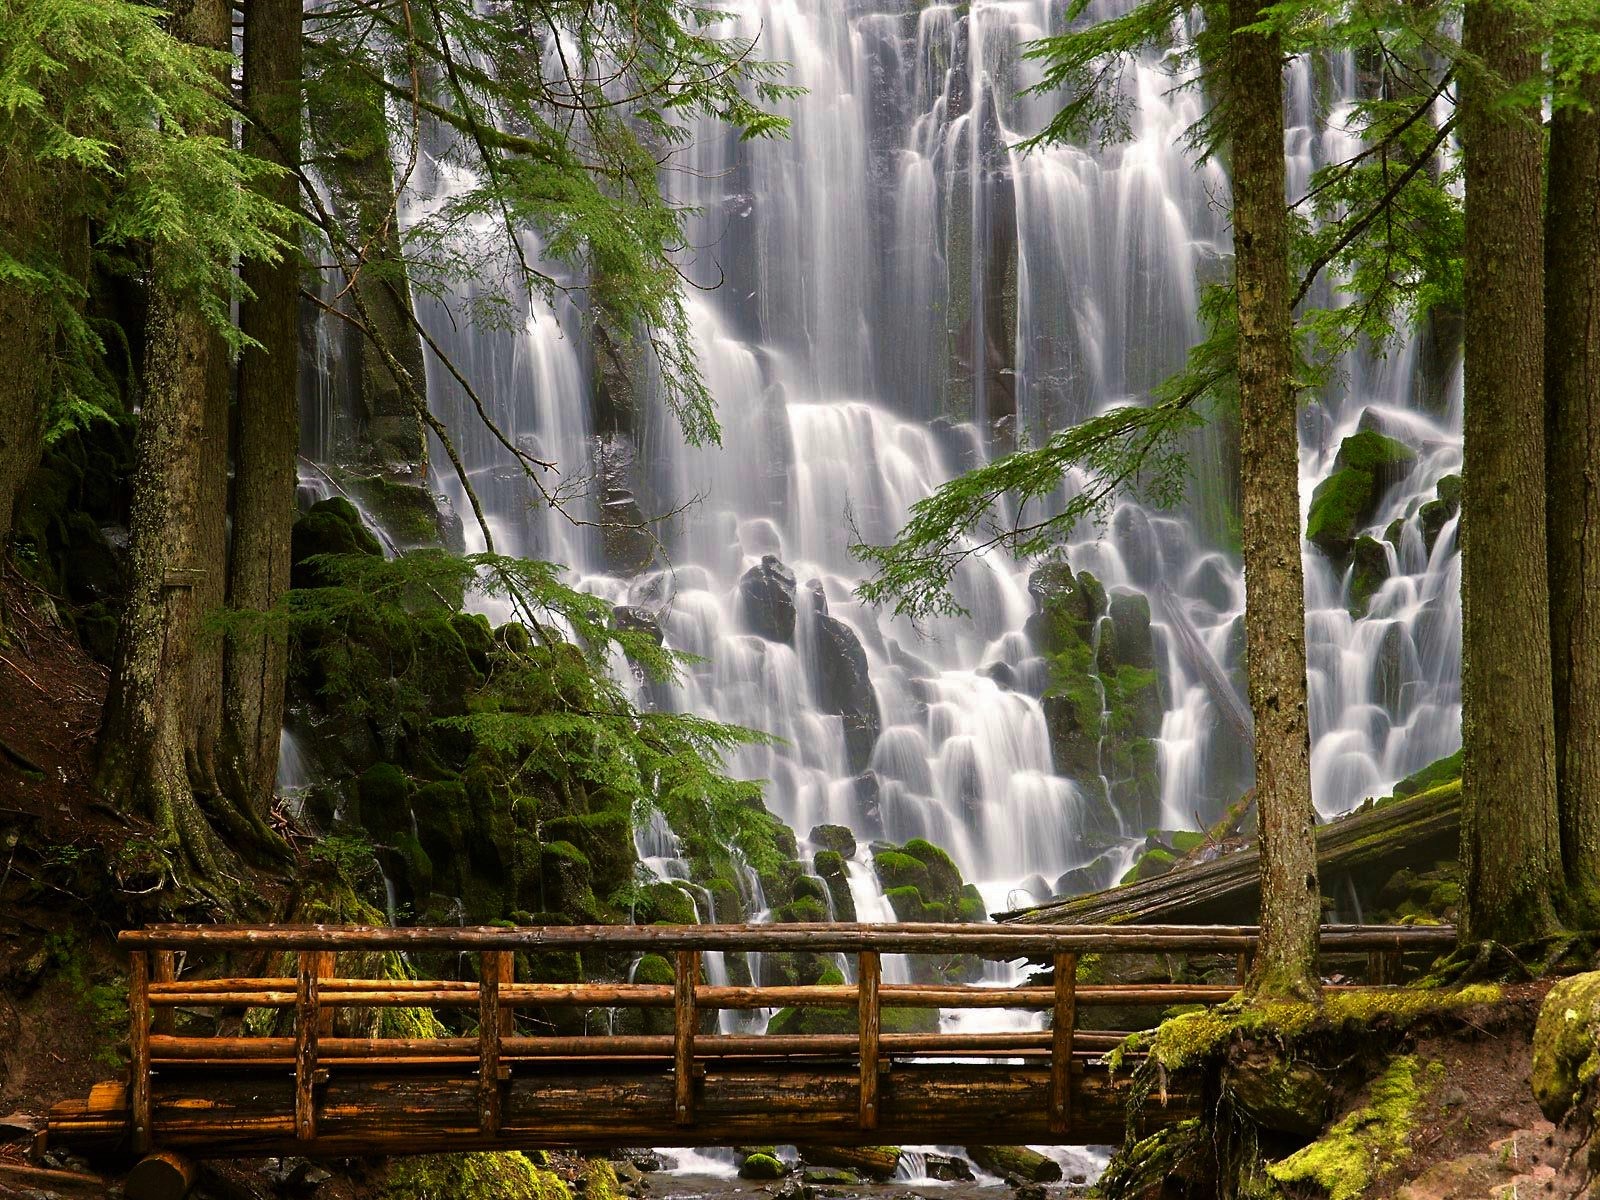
[1531,970,1600,1120]
[1348,535,1390,616]
[379,1151,570,1200]
[874,850,931,895]
[634,881,698,925]
[356,762,411,837]
[965,1146,1062,1183]
[1307,431,1417,559]
[813,850,857,922]
[768,1002,938,1037]
[291,497,383,588]
[544,812,638,895]
[737,1154,788,1180]
[1392,749,1463,799]
[904,838,963,899]
[810,824,857,859]
[1418,473,1462,555]
[1119,846,1176,885]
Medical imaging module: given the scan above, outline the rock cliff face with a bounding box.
[1024,561,1162,836]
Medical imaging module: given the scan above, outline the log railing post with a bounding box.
[858,950,881,1130]
[674,949,698,1126]
[315,950,336,1037]
[129,949,152,1155]
[294,952,322,1141]
[150,952,176,1038]
[478,951,504,1135]
[1050,952,1077,1135]
[496,951,516,1039]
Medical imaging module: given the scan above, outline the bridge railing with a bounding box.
[108,923,1456,1154]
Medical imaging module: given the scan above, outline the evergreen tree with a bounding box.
[221,0,304,836]
[1545,12,1600,923]
[1226,0,1320,1000]
[1458,0,1563,943]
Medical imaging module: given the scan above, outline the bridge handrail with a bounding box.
[118,920,1457,954]
[107,922,1456,1155]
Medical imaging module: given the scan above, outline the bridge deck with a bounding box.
[45,922,1455,1160]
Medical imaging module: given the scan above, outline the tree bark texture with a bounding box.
[1228,0,1321,999]
[0,151,51,546]
[1459,0,1564,943]
[96,0,235,886]
[1546,58,1600,921]
[223,0,303,821]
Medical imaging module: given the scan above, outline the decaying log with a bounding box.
[800,1145,903,1179]
[1005,785,1461,927]
[125,1151,199,1200]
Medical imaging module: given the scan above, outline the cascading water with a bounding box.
[300,0,1466,1161]
[327,0,1467,925]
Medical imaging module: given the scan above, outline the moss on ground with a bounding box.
[1266,1055,1438,1200]
[380,1152,569,1200]
[1118,984,1503,1075]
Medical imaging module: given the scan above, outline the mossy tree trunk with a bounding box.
[1459,0,1564,943]
[1545,49,1600,924]
[0,153,51,549]
[1227,0,1321,1000]
[96,0,239,897]
[221,0,303,835]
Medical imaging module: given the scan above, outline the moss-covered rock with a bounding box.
[291,497,383,588]
[1307,431,1417,560]
[1531,970,1600,1120]
[813,850,857,922]
[1266,1055,1435,1200]
[1348,534,1390,616]
[544,812,638,895]
[904,838,963,900]
[965,1146,1062,1183]
[379,1152,570,1200]
[810,823,857,859]
[1225,1051,1333,1137]
[738,1153,788,1180]
[874,850,931,895]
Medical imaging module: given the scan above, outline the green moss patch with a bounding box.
[1531,970,1600,1120]
[1267,1055,1435,1200]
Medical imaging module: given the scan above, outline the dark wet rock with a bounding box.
[1113,505,1162,586]
[1105,591,1156,671]
[924,1154,975,1183]
[593,433,656,576]
[739,554,798,644]
[1054,853,1118,898]
[612,605,664,646]
[813,849,857,921]
[809,824,857,859]
[886,638,939,681]
[804,577,829,618]
[813,613,881,773]
[851,771,885,839]
[980,660,1018,691]
[1419,472,1462,556]
[1188,554,1236,614]
[348,471,463,552]
[929,416,983,473]
[291,497,382,588]
[1348,535,1391,617]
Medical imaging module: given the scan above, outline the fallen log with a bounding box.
[1003,782,1460,927]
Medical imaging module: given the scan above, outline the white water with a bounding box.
[297,0,1464,1155]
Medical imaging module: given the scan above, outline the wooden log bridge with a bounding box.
[46,922,1456,1162]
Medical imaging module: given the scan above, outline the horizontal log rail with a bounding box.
[46,922,1455,1161]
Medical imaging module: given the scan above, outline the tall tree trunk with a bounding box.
[0,153,50,548]
[221,0,303,828]
[1459,0,1563,943]
[96,0,238,896]
[1228,0,1321,1000]
[1545,58,1600,923]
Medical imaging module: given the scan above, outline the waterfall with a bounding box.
[305,0,1464,931]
